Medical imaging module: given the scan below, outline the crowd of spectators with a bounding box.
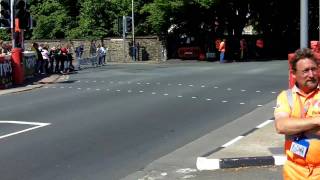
[31,42,75,75]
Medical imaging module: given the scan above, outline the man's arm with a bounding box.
[275,112,320,135]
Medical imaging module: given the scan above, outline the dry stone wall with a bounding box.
[24,36,167,63]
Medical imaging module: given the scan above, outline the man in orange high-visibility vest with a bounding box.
[275,48,320,179]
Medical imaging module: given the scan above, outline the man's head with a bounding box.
[291,48,319,93]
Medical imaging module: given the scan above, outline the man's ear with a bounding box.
[291,69,296,79]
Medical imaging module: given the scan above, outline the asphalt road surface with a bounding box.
[0,60,287,180]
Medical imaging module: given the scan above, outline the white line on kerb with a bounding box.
[256,120,273,128]
[0,121,51,140]
[222,136,244,147]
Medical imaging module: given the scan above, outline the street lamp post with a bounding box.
[300,0,308,48]
[131,0,135,61]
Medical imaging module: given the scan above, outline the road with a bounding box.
[0,60,287,180]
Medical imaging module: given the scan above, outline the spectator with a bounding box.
[41,44,50,74]
[31,42,44,75]
[239,39,248,61]
[219,39,226,63]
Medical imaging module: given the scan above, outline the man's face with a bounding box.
[293,58,319,93]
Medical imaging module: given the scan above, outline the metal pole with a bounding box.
[10,0,14,47]
[131,0,135,61]
[300,0,308,48]
[123,16,126,63]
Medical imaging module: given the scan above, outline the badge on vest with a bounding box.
[290,137,309,158]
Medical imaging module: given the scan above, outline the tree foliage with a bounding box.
[7,0,319,54]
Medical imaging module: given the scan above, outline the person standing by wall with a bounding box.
[41,44,50,74]
[89,41,97,66]
[75,44,84,70]
[218,39,226,63]
[275,48,320,179]
[239,38,248,61]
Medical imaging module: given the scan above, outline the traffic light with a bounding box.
[125,16,132,33]
[14,0,30,30]
[0,0,11,28]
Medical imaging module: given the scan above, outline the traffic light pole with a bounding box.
[131,0,135,61]
[122,16,126,63]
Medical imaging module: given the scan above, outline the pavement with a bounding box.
[0,74,68,95]
[196,118,286,171]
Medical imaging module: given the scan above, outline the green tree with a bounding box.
[67,0,120,39]
[30,0,71,39]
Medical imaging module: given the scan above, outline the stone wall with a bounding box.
[24,36,167,63]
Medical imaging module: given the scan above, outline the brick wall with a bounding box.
[24,36,167,63]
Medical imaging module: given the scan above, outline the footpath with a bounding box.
[0,74,66,96]
[196,120,286,171]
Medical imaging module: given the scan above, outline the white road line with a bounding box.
[93,80,97,83]
[256,120,273,128]
[77,88,82,90]
[164,93,169,96]
[206,98,212,101]
[152,92,156,95]
[241,89,246,92]
[192,96,197,99]
[128,90,132,93]
[68,86,72,89]
[227,88,232,91]
[222,100,228,103]
[214,86,218,89]
[256,90,261,93]
[106,89,110,91]
[0,121,51,140]
[222,136,244,147]
[271,91,277,94]
[177,95,183,98]
[139,90,144,93]
[60,87,64,89]
[257,104,263,107]
[96,89,101,91]
[240,102,245,105]
[178,83,182,86]
[188,85,194,87]
[87,88,91,90]
[116,89,121,92]
[201,85,206,88]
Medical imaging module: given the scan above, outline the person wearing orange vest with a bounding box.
[218,39,226,63]
[275,48,320,179]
